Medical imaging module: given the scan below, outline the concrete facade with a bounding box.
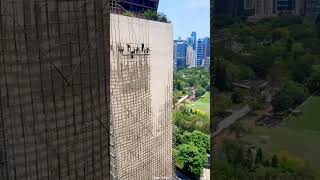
[110,14,173,179]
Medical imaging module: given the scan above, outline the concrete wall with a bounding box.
[110,14,173,179]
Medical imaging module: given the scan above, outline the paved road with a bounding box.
[175,95,189,106]
[213,105,251,137]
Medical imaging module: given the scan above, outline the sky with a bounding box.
[158,0,210,40]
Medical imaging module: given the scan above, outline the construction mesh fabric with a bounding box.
[110,47,153,179]
[0,0,110,179]
[110,13,173,180]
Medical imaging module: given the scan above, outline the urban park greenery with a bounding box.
[173,67,210,178]
[214,15,320,179]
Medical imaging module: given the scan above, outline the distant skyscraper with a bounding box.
[176,40,188,68]
[205,57,211,68]
[186,46,197,68]
[215,0,244,16]
[244,0,256,9]
[197,39,204,67]
[173,42,177,69]
[191,32,197,50]
[305,0,320,17]
[204,37,210,58]
[187,37,193,47]
[255,0,275,17]
[203,37,210,68]
[244,0,256,15]
[276,0,296,13]
[295,0,305,15]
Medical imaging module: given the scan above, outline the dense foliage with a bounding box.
[176,144,207,178]
[174,106,210,134]
[214,15,320,179]
[174,68,210,101]
[213,140,318,180]
[215,16,320,111]
[173,68,210,178]
[272,81,308,112]
[174,106,209,178]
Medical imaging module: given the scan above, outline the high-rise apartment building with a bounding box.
[186,46,197,68]
[0,1,110,179]
[110,13,173,179]
[305,0,320,17]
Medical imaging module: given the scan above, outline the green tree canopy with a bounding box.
[143,10,170,23]
[179,130,210,154]
[272,81,307,112]
[176,144,207,178]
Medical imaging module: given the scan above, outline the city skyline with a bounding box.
[174,31,210,68]
[175,34,210,41]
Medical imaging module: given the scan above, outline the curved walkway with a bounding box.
[213,105,252,137]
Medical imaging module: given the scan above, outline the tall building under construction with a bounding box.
[110,5,173,180]
[1,0,173,179]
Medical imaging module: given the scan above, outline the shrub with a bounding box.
[143,10,170,23]
[123,11,135,17]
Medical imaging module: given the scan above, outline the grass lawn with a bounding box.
[187,92,210,115]
[243,127,320,169]
[287,96,320,131]
[242,96,320,171]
